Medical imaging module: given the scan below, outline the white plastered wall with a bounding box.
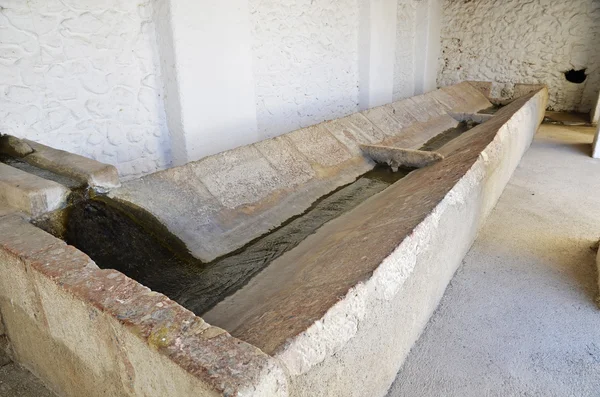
[438,0,600,112]
[591,91,600,125]
[251,0,361,138]
[154,0,260,167]
[0,0,171,179]
[250,0,442,136]
[1,0,442,177]
[393,0,441,101]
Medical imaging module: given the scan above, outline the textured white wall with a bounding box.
[414,0,441,94]
[592,92,600,125]
[393,0,417,101]
[0,0,171,179]
[156,0,260,166]
[249,0,440,137]
[249,0,361,138]
[1,0,442,177]
[438,0,600,112]
[359,0,398,109]
[392,0,441,101]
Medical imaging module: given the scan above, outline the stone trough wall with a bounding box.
[112,82,492,262]
[0,209,288,397]
[272,88,548,396]
[0,83,547,397]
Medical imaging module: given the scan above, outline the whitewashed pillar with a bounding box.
[359,0,399,110]
[414,0,441,95]
[154,0,259,166]
[593,123,600,158]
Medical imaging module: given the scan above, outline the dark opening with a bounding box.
[564,69,587,84]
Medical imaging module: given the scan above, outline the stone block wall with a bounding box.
[438,0,600,112]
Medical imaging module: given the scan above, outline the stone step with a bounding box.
[0,135,120,193]
[0,163,69,217]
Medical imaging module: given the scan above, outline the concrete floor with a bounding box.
[388,123,600,396]
[0,364,55,397]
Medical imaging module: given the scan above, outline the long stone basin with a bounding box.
[0,83,548,397]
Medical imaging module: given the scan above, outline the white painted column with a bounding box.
[154,0,259,166]
[593,123,600,158]
[414,0,442,95]
[423,0,442,93]
[359,0,398,110]
[591,91,600,125]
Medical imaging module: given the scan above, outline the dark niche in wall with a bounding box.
[564,69,587,84]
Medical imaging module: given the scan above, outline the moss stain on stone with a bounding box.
[148,326,172,349]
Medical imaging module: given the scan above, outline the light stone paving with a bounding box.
[0,363,56,397]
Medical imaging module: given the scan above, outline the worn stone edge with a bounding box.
[0,163,70,217]
[448,111,494,124]
[272,88,548,375]
[10,138,121,192]
[359,144,444,168]
[0,215,288,396]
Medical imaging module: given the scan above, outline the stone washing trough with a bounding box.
[0,83,548,397]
